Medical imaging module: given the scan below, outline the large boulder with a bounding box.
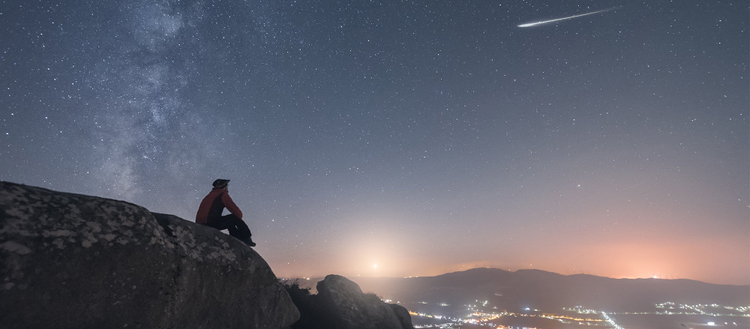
[314,275,413,329]
[388,303,414,329]
[0,181,299,329]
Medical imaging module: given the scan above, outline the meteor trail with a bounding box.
[518,7,617,28]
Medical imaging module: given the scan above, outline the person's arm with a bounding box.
[222,192,243,219]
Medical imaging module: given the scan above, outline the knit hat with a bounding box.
[212,179,230,189]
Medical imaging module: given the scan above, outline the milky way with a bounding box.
[1,0,747,284]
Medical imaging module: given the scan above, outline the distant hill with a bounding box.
[297,268,750,312]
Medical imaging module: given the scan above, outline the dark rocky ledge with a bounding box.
[286,274,414,329]
[0,181,299,329]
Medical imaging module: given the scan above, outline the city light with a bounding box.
[405,299,749,328]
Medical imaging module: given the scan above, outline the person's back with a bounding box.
[196,179,255,246]
[196,188,242,225]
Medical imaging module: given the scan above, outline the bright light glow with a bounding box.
[373,263,378,269]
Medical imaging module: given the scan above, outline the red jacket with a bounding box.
[195,188,243,225]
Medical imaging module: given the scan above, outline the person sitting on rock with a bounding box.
[196,179,256,247]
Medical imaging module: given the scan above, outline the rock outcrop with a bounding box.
[285,274,413,329]
[0,181,299,329]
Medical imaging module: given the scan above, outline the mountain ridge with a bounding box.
[296,267,749,312]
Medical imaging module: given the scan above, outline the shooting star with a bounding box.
[518,7,618,28]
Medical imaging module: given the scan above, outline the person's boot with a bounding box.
[243,237,256,247]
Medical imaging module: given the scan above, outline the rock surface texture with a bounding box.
[0,181,299,329]
[314,274,413,329]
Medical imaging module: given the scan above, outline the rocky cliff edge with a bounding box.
[0,181,299,329]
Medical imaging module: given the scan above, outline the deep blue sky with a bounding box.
[1,0,747,284]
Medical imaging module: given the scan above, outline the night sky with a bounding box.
[1,0,747,285]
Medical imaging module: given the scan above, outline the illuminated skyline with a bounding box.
[1,1,747,285]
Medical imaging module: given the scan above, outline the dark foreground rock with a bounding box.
[285,274,413,329]
[0,181,299,329]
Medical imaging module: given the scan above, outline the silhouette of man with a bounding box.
[196,179,255,247]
